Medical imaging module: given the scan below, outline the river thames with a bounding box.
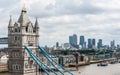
[1,63,120,75]
[73,63,120,75]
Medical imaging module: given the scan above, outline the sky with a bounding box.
[0,0,120,47]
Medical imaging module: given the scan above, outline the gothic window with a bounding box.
[14,22,20,33]
[25,52,27,56]
[12,65,15,70]
[16,65,18,70]
[14,28,21,32]
[18,65,21,70]
[28,27,33,33]
[28,57,33,68]
[14,36,17,41]
[25,63,28,68]
[9,28,13,33]
[18,28,20,32]
[14,36,20,43]
[26,27,28,32]
[28,36,34,46]
[15,28,18,32]
[22,52,24,57]
[33,63,36,67]
[26,23,33,33]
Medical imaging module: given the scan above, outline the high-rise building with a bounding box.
[69,36,73,45]
[92,39,95,46]
[88,39,92,49]
[117,44,120,49]
[110,40,115,49]
[69,34,78,48]
[56,42,59,47]
[8,6,39,75]
[83,42,86,49]
[72,34,77,46]
[97,39,102,49]
[92,39,96,48]
[80,36,85,48]
[69,34,77,46]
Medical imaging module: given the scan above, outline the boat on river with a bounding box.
[97,62,108,66]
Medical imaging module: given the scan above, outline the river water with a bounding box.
[0,63,120,75]
[73,63,120,75]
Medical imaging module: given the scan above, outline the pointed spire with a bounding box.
[34,17,39,33]
[18,5,30,26]
[35,17,39,28]
[22,4,27,12]
[8,15,13,27]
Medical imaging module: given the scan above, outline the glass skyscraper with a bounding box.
[69,34,77,46]
[97,39,102,49]
[88,39,92,49]
[80,36,85,48]
[92,39,96,46]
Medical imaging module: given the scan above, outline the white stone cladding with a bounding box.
[8,7,39,75]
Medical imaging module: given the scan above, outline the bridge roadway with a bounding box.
[0,37,8,44]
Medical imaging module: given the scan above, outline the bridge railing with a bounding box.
[38,46,74,75]
[24,45,58,75]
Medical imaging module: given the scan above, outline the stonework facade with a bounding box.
[8,6,39,75]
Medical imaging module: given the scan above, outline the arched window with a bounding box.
[15,28,18,32]
[26,27,28,32]
[26,23,33,33]
[14,36,17,41]
[25,63,28,68]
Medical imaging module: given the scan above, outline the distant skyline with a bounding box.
[0,0,120,47]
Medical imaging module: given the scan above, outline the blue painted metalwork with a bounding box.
[38,46,74,75]
[38,48,64,75]
[24,45,58,75]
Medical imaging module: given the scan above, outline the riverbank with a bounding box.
[69,57,119,68]
[90,58,119,64]
[0,57,119,73]
[1,63,120,75]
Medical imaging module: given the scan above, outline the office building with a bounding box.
[97,39,102,49]
[79,36,85,48]
[88,39,92,49]
[69,34,77,46]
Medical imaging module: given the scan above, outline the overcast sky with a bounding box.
[0,0,120,47]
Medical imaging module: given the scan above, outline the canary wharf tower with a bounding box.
[8,6,39,75]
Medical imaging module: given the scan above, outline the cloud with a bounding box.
[29,0,104,18]
[0,0,120,46]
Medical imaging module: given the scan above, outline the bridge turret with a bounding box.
[34,17,39,34]
[8,15,13,33]
[8,15,13,27]
[8,6,40,75]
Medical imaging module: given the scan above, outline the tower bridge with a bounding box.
[7,6,73,75]
[8,6,39,75]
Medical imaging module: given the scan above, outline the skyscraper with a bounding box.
[110,40,115,49]
[80,36,85,48]
[73,34,77,46]
[88,39,92,49]
[69,36,73,45]
[83,42,86,49]
[92,39,96,47]
[69,34,78,47]
[56,42,59,47]
[97,39,102,49]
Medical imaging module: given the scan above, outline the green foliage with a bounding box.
[60,50,69,55]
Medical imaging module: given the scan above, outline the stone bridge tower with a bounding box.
[8,6,39,75]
